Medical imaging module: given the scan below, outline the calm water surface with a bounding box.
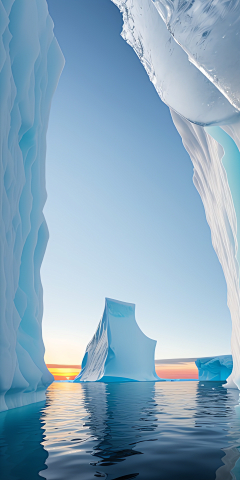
[1,381,240,480]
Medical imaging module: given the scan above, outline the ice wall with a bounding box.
[171,114,240,389]
[74,298,160,382]
[112,0,240,388]
[0,0,64,411]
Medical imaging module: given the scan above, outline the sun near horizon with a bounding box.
[47,361,199,381]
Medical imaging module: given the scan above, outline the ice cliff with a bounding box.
[196,356,233,382]
[74,298,160,382]
[111,0,240,388]
[0,0,64,411]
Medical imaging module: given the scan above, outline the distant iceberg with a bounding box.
[74,298,161,382]
[196,356,233,382]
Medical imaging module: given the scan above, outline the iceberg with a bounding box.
[112,0,240,389]
[0,0,64,411]
[74,298,160,382]
[196,356,233,382]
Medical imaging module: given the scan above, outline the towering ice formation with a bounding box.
[196,356,233,382]
[171,116,240,389]
[0,0,64,411]
[74,298,160,382]
[112,0,240,388]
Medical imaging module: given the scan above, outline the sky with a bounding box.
[47,361,198,381]
[42,0,232,365]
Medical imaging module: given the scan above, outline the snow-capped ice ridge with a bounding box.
[74,298,161,382]
[112,0,240,388]
[0,0,64,412]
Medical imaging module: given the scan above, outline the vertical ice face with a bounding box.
[0,0,64,411]
[170,113,240,388]
[112,0,240,388]
[74,298,160,382]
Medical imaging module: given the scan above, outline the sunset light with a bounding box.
[47,362,198,381]
[47,365,81,381]
[156,362,198,379]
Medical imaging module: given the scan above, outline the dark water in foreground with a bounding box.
[1,382,240,480]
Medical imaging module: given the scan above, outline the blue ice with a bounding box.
[196,356,233,382]
[74,298,161,382]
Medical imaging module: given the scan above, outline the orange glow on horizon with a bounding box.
[47,362,198,381]
[156,362,198,379]
[47,365,81,381]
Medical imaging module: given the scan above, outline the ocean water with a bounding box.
[1,381,240,480]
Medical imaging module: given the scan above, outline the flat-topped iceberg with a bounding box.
[196,356,233,382]
[74,298,161,382]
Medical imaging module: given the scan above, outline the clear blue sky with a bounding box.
[42,0,231,364]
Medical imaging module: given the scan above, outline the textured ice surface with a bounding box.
[196,356,233,382]
[112,0,240,388]
[0,0,64,411]
[112,0,240,125]
[152,0,240,111]
[171,113,240,389]
[74,298,160,382]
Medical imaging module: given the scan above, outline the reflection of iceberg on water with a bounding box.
[215,446,240,480]
[0,402,48,480]
[74,298,161,382]
[81,382,158,469]
[196,356,233,382]
[215,402,240,480]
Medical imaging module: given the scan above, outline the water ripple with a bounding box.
[0,381,240,480]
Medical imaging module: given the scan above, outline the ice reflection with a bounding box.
[215,401,240,480]
[2,381,240,480]
[194,382,239,421]
[194,382,240,480]
[0,401,48,480]
[82,382,158,467]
